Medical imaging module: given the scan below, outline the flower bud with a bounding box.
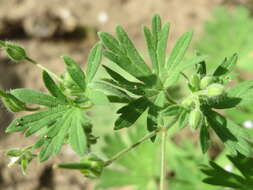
[5,43,27,62]
[200,76,214,89]
[189,109,203,130]
[206,83,224,97]
[190,74,200,90]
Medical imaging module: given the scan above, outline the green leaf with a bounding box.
[164,55,206,87]
[213,54,237,77]
[205,109,252,156]
[147,91,166,133]
[39,139,55,162]
[177,110,189,130]
[98,32,123,54]
[42,71,68,103]
[199,123,210,153]
[91,81,130,102]
[115,97,148,130]
[166,30,193,70]
[102,65,145,95]
[69,109,87,156]
[62,56,86,91]
[201,161,245,189]
[143,26,158,73]
[6,105,68,133]
[10,89,63,107]
[161,104,182,117]
[115,26,153,84]
[0,40,6,47]
[87,89,109,105]
[86,42,103,82]
[151,14,162,45]
[227,153,253,178]
[0,91,27,112]
[157,23,170,71]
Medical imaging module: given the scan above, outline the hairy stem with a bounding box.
[104,128,161,167]
[26,57,62,82]
[160,128,167,190]
[104,118,178,168]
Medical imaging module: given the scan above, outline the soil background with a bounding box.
[0,0,248,189]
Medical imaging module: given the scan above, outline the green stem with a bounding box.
[26,57,62,82]
[104,128,161,167]
[160,128,167,190]
[104,118,178,168]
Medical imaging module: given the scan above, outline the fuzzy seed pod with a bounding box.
[206,83,224,97]
[189,109,203,130]
[200,76,214,89]
[5,43,27,62]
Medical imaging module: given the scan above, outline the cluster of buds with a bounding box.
[189,74,225,97]
[181,73,225,130]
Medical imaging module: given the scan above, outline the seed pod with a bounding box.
[189,109,203,130]
[206,83,224,97]
[5,43,27,62]
[190,74,200,90]
[200,76,214,89]
[80,154,104,178]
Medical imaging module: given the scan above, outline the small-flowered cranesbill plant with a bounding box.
[1,14,253,190]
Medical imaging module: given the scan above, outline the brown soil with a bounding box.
[0,0,242,189]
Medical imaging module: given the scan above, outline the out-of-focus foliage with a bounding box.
[96,116,217,190]
[195,6,253,71]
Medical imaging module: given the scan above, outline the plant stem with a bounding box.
[104,118,178,168]
[104,128,161,167]
[160,128,167,190]
[26,57,62,82]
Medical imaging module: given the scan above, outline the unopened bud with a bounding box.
[189,109,203,130]
[206,83,224,97]
[200,76,214,89]
[5,43,27,62]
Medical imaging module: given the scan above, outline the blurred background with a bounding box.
[1,0,253,190]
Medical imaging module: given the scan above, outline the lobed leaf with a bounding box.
[86,42,103,82]
[62,56,86,91]
[166,30,193,71]
[10,89,63,107]
[42,71,68,103]
[213,54,237,77]
[115,97,149,130]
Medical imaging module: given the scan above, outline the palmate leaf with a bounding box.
[42,71,68,103]
[97,119,213,190]
[114,97,149,130]
[62,56,86,91]
[86,42,103,83]
[166,30,193,71]
[96,121,159,190]
[204,109,252,156]
[213,53,237,77]
[10,88,64,107]
[4,71,93,162]
[6,102,90,162]
[201,153,253,190]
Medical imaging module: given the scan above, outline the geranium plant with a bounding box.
[1,14,253,190]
